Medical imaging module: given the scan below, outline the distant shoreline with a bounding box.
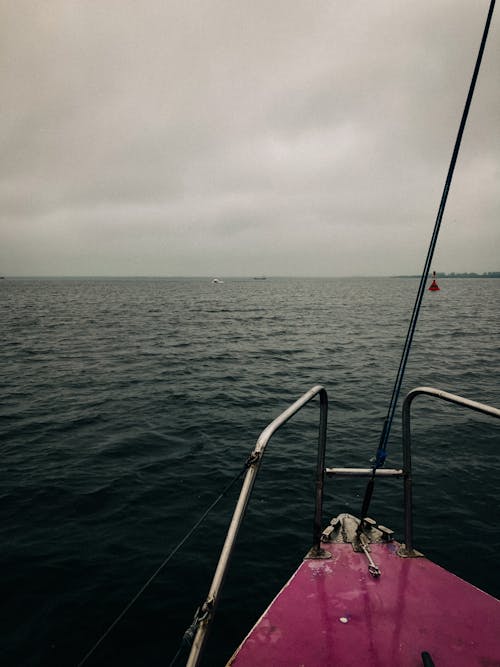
[394,272,500,279]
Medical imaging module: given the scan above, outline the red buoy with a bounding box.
[429,271,440,291]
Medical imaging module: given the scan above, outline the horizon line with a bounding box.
[2,271,499,280]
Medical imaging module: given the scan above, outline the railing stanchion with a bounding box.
[402,396,414,552]
[312,389,328,553]
[402,387,500,554]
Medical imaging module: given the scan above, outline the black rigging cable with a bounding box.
[358,0,496,525]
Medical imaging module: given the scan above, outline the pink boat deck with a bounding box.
[228,541,500,666]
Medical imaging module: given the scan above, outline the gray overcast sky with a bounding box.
[1,1,499,277]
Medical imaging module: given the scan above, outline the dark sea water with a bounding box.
[1,277,499,666]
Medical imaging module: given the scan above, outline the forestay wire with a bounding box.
[358,0,496,525]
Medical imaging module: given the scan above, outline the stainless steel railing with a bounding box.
[186,385,328,667]
[402,386,500,552]
[185,384,499,666]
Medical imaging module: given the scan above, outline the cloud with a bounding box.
[1,0,498,275]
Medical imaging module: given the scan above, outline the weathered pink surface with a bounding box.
[227,542,500,666]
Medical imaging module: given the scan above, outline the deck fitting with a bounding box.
[321,525,335,542]
[378,525,394,541]
[397,544,424,558]
[304,546,332,560]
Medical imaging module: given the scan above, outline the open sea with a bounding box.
[1,276,499,666]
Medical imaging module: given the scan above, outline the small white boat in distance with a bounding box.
[212,278,224,284]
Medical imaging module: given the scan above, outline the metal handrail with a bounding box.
[402,386,500,552]
[326,467,403,477]
[185,384,499,665]
[186,385,328,667]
